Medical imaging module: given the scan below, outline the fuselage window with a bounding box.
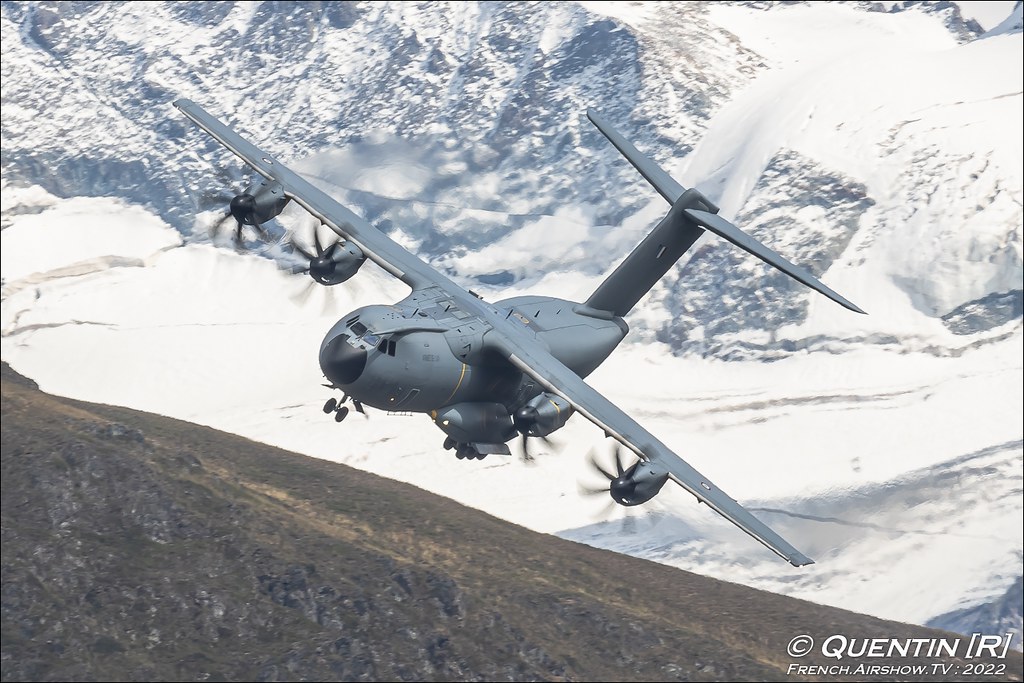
[378,338,388,353]
[387,339,397,356]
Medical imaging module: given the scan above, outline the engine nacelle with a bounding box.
[513,393,573,437]
[231,179,289,225]
[432,402,517,445]
[316,241,366,285]
[611,460,669,506]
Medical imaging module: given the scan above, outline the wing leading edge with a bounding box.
[489,331,814,567]
[174,98,468,297]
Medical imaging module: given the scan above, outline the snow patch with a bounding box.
[1,194,182,283]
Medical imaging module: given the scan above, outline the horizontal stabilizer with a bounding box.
[587,109,685,205]
[684,209,866,314]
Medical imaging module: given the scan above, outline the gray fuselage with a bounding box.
[319,286,627,446]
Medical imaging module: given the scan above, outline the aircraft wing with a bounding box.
[177,99,813,566]
[489,330,814,567]
[174,99,460,294]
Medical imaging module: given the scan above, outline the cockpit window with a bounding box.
[375,337,397,356]
[362,332,380,346]
[350,321,367,336]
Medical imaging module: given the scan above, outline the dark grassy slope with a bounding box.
[2,362,1020,682]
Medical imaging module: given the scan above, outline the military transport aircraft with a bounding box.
[175,99,865,566]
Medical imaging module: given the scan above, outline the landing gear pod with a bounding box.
[432,402,518,445]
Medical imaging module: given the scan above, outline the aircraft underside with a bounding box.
[318,295,627,459]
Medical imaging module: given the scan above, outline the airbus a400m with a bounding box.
[176,100,864,566]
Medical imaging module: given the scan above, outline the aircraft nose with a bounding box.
[319,334,367,386]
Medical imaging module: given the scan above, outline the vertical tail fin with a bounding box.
[584,188,713,317]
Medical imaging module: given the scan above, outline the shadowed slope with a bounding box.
[2,362,1019,681]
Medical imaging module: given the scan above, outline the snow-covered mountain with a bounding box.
[2,1,1021,647]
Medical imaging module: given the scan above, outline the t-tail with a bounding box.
[584,109,866,318]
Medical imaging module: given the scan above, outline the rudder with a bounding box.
[584,188,716,317]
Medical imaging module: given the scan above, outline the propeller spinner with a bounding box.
[512,404,559,462]
[582,444,668,506]
[206,179,287,248]
[287,220,367,306]
[291,224,344,284]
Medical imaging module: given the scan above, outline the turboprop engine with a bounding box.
[585,446,669,506]
[512,393,573,438]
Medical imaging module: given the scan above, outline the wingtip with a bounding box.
[840,300,868,315]
[790,554,815,568]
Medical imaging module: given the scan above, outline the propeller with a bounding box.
[210,199,270,249]
[517,433,557,463]
[512,405,558,463]
[580,443,640,503]
[289,220,345,283]
[580,443,663,532]
[286,219,351,309]
[205,186,271,249]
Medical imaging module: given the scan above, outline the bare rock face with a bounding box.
[941,290,1023,335]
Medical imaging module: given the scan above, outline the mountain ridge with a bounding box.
[3,360,1021,681]
[4,1,1016,358]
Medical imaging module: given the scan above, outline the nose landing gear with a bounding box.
[324,394,365,423]
[324,397,349,422]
